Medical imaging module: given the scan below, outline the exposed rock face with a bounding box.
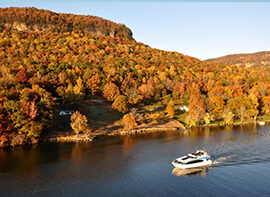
[4,21,51,32]
[4,23,120,38]
[0,7,133,39]
[10,22,29,31]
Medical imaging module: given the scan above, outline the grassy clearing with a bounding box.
[49,96,122,135]
[49,96,270,137]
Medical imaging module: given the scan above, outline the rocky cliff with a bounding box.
[0,7,133,39]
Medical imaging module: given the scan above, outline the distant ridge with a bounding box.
[0,7,133,39]
[205,51,270,68]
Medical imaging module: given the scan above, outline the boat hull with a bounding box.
[172,159,212,169]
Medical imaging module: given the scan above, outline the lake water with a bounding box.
[1,125,270,196]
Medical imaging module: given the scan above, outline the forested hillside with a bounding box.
[206,51,270,69]
[1,7,270,146]
[0,7,133,39]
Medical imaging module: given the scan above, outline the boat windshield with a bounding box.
[192,151,205,157]
[188,154,197,158]
[174,160,185,164]
[186,159,204,164]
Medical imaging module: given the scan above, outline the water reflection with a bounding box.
[172,167,210,177]
[0,124,270,196]
[0,124,265,175]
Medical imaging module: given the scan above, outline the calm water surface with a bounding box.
[1,125,270,196]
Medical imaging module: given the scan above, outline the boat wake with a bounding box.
[207,129,270,167]
[212,154,236,165]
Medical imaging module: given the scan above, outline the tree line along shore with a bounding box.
[41,97,269,144]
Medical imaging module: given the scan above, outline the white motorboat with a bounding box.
[172,150,212,169]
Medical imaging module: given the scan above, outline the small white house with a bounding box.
[59,111,67,116]
[259,121,265,126]
[59,110,75,116]
[179,106,189,112]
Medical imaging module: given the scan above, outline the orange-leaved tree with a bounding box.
[112,95,128,113]
[262,96,270,115]
[188,92,206,124]
[208,96,225,119]
[166,100,175,117]
[70,111,91,138]
[122,113,137,130]
[103,82,120,102]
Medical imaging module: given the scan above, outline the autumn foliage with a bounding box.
[112,95,128,113]
[122,113,137,130]
[166,100,175,117]
[188,92,206,124]
[103,83,120,102]
[1,7,270,143]
[0,7,133,39]
[70,111,90,137]
[206,51,270,69]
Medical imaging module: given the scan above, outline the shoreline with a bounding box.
[42,119,269,144]
[1,119,269,148]
[42,127,181,143]
[198,119,270,128]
